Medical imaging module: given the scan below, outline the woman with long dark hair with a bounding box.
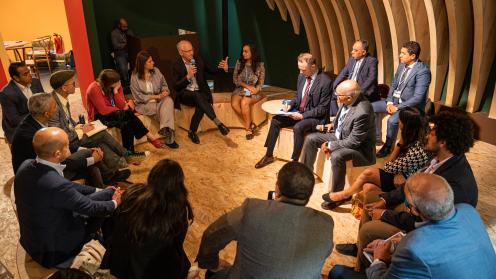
[86,69,164,156]
[322,107,431,208]
[230,43,265,140]
[131,51,178,148]
[102,159,194,278]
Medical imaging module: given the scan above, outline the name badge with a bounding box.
[393,90,402,99]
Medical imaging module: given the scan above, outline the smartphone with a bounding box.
[244,88,252,96]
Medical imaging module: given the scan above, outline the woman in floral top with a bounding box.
[230,43,265,140]
[323,107,431,206]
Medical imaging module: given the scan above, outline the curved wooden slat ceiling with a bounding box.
[266,0,496,116]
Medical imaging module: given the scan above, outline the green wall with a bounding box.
[83,0,309,89]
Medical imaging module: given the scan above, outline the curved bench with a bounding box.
[174,93,268,133]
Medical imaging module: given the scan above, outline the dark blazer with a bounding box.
[197,198,333,278]
[0,79,44,142]
[289,70,332,123]
[386,61,431,111]
[329,94,376,166]
[172,56,222,105]
[367,204,496,279]
[331,55,379,115]
[11,114,88,174]
[14,159,115,267]
[48,92,80,152]
[380,155,478,231]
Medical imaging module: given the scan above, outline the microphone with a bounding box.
[190,59,196,79]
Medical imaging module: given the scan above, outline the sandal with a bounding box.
[148,138,164,148]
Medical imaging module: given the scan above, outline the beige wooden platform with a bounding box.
[175,93,268,133]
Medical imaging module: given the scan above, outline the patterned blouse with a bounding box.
[383,141,431,177]
[233,60,265,96]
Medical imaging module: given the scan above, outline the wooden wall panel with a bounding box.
[467,0,496,112]
[291,0,320,61]
[317,0,345,74]
[365,0,393,84]
[331,0,356,65]
[305,0,333,71]
[445,0,473,107]
[383,0,410,71]
[281,0,301,34]
[270,0,288,22]
[489,86,496,119]
[425,0,449,101]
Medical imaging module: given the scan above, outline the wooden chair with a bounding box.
[27,36,54,74]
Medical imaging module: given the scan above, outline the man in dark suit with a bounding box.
[373,41,431,157]
[48,70,130,184]
[334,110,479,271]
[255,53,331,168]
[172,40,230,144]
[330,40,379,115]
[15,127,122,268]
[301,80,375,207]
[330,173,496,279]
[197,162,333,278]
[0,61,44,143]
[11,93,105,188]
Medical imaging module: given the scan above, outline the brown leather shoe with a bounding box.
[255,155,274,169]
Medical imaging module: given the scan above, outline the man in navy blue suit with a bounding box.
[14,127,122,267]
[255,53,331,168]
[330,173,496,279]
[0,61,44,143]
[373,41,431,158]
[330,40,379,115]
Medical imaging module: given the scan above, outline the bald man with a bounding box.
[301,80,375,209]
[172,40,230,144]
[111,17,134,87]
[14,127,121,268]
[330,173,496,279]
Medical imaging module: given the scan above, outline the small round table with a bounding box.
[261,99,287,115]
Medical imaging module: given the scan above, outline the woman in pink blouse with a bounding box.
[86,69,163,155]
[230,43,265,140]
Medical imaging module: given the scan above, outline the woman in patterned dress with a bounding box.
[230,43,265,140]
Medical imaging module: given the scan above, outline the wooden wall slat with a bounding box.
[317,0,345,74]
[305,0,333,71]
[467,0,496,112]
[331,0,356,65]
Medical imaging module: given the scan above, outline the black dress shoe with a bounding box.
[255,155,274,169]
[188,131,200,144]
[335,243,358,257]
[321,193,352,209]
[218,123,230,135]
[376,145,391,158]
[106,169,131,184]
[165,141,179,149]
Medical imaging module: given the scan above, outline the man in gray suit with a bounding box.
[197,162,333,278]
[301,80,376,209]
[373,41,431,158]
[48,70,130,185]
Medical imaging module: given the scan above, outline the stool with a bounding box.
[16,243,57,279]
[376,113,391,143]
[107,114,160,146]
[174,93,267,132]
[274,127,301,161]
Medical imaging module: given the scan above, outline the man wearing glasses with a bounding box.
[0,61,44,143]
[301,79,376,209]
